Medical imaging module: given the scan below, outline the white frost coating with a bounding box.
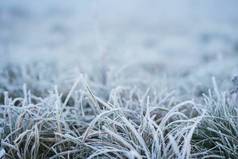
[0,0,238,158]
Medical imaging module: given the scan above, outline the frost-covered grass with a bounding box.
[0,64,238,159]
[1,1,238,158]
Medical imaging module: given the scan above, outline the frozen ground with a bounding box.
[0,0,238,158]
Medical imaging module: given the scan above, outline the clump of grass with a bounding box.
[0,82,92,158]
[0,62,59,104]
[192,78,238,158]
[1,63,238,159]
[0,77,206,159]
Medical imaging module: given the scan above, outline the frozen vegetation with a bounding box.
[1,0,238,158]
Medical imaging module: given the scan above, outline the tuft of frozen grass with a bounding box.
[1,63,238,159]
[192,78,238,158]
[0,58,238,159]
[0,74,207,159]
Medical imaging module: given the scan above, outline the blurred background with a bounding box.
[0,0,238,97]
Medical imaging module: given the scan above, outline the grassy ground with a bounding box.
[1,1,238,158]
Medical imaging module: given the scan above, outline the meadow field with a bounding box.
[1,0,238,158]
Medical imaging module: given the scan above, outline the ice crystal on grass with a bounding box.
[1,1,238,158]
